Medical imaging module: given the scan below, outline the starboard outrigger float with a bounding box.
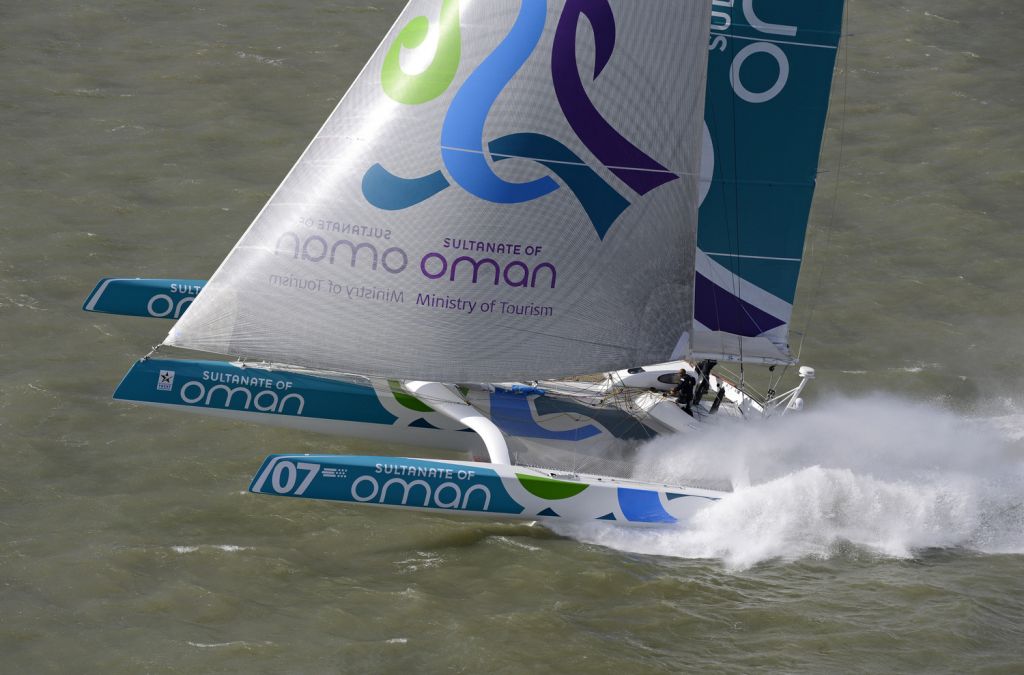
[89,0,844,525]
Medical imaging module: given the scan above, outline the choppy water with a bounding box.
[2,1,1023,672]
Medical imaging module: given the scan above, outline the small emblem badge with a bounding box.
[157,370,175,391]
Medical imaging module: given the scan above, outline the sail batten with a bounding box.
[166,0,713,382]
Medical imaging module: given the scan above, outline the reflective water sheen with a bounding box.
[2,1,1023,672]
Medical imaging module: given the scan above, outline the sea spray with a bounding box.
[553,395,1024,569]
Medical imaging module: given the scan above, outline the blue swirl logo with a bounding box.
[362,0,677,240]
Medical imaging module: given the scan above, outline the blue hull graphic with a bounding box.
[115,358,399,425]
[250,455,724,525]
[83,278,207,319]
[113,359,491,453]
[114,359,655,456]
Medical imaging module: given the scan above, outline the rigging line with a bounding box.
[724,33,839,51]
[724,44,744,303]
[725,27,746,372]
[796,0,851,363]
[776,364,791,397]
[702,30,744,363]
[705,252,802,262]
[438,145,696,177]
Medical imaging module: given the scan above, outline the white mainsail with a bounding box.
[166,0,712,381]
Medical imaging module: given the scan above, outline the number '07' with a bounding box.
[252,460,319,495]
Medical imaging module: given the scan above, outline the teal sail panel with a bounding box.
[693,0,845,363]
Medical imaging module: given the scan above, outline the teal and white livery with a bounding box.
[694,1,845,363]
[83,278,206,319]
[90,0,844,529]
[114,358,482,453]
[250,455,724,525]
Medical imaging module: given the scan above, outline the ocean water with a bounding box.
[2,1,1023,672]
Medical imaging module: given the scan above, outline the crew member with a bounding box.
[670,368,696,415]
[709,384,726,414]
[693,359,717,405]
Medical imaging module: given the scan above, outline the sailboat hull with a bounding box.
[114,358,485,454]
[83,277,206,319]
[114,357,681,457]
[250,455,724,526]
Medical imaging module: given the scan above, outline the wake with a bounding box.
[554,395,1024,569]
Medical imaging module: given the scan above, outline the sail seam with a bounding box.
[438,145,692,176]
[723,34,838,51]
[705,253,802,262]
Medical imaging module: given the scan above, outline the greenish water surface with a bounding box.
[2,1,1022,672]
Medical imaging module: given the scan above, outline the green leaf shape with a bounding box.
[388,380,434,412]
[382,0,461,104]
[516,474,589,500]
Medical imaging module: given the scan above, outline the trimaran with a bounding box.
[85,0,844,525]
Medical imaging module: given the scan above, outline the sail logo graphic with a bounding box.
[361,0,677,240]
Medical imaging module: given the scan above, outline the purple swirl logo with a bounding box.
[361,0,678,240]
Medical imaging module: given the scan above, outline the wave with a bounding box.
[553,395,1024,569]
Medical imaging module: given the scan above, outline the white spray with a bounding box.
[554,395,1024,569]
